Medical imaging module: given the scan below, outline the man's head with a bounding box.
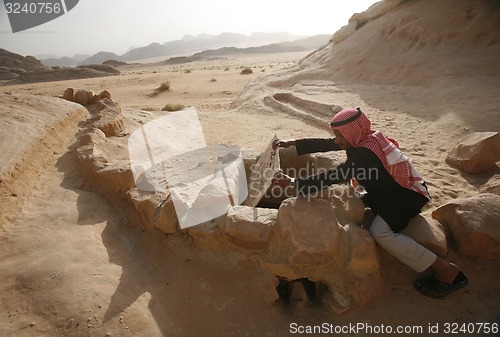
[329,107,371,149]
[332,129,352,150]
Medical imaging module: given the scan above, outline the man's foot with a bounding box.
[431,259,459,284]
[414,271,469,299]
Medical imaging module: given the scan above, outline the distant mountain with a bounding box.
[39,32,330,67]
[280,35,332,50]
[42,56,81,67]
[78,52,120,66]
[40,53,90,67]
[161,35,331,65]
[181,33,215,41]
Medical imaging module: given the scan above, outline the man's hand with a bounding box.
[272,139,296,150]
[271,171,293,188]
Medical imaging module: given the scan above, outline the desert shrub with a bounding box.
[157,81,170,92]
[149,81,171,97]
[210,78,217,82]
[161,103,185,112]
[240,67,253,75]
[184,69,192,73]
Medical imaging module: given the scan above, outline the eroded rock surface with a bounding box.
[432,193,500,258]
[446,132,500,174]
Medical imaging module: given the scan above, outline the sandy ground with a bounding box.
[0,48,499,337]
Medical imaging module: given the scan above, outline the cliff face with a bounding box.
[301,0,500,85]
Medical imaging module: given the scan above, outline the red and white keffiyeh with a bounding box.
[330,108,430,199]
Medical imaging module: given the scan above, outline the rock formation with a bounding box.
[432,193,500,258]
[446,132,500,174]
[0,48,120,84]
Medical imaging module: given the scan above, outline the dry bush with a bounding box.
[240,67,253,75]
[161,103,185,112]
[149,81,171,97]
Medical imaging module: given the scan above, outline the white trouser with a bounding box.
[370,215,437,272]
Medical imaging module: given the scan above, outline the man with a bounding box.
[271,107,468,298]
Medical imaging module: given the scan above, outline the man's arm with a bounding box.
[295,138,342,155]
[273,138,341,155]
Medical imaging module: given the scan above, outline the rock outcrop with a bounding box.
[264,197,384,312]
[0,48,120,83]
[63,88,126,137]
[480,175,500,195]
[446,132,500,174]
[432,193,500,258]
[224,206,277,250]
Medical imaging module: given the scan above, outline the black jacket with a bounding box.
[295,138,429,232]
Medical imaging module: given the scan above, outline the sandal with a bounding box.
[414,271,469,299]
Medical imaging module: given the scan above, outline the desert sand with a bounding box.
[1,0,499,336]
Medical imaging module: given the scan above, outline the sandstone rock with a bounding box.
[330,0,403,44]
[63,88,74,102]
[98,90,112,101]
[74,89,94,106]
[186,215,226,250]
[432,193,500,258]
[276,197,343,266]
[85,90,112,106]
[76,136,110,167]
[94,161,135,198]
[446,132,500,174]
[224,205,277,249]
[129,189,178,233]
[479,174,500,195]
[262,197,383,308]
[87,94,100,105]
[94,106,126,137]
[345,224,381,274]
[96,98,118,111]
[327,184,366,226]
[77,128,107,147]
[402,215,448,257]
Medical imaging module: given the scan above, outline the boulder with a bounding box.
[94,102,126,137]
[98,90,112,101]
[341,224,384,307]
[446,132,500,174]
[432,193,500,258]
[326,184,366,226]
[74,89,94,106]
[479,174,500,195]
[62,88,74,102]
[186,215,226,250]
[276,197,343,266]
[87,90,112,105]
[129,189,178,233]
[402,215,448,257]
[260,197,383,309]
[224,205,277,250]
[94,161,135,198]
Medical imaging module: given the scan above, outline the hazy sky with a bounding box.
[1,0,378,57]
